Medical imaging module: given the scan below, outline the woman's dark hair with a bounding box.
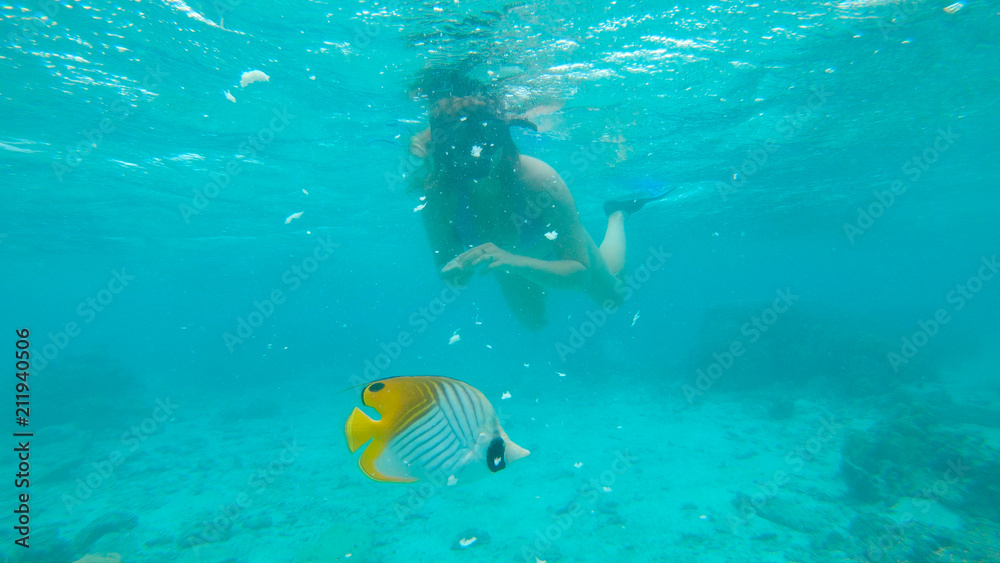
[428,100,517,176]
[411,55,496,106]
[408,57,533,186]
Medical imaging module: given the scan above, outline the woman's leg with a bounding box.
[496,272,548,331]
[598,188,674,276]
[598,210,627,276]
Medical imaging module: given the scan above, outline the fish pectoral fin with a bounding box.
[344,407,378,452]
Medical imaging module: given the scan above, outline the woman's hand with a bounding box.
[409,127,431,158]
[441,243,521,286]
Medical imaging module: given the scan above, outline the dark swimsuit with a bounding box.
[453,186,552,252]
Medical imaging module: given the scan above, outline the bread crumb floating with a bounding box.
[240,70,270,88]
[224,90,236,103]
[284,211,304,224]
[450,529,490,550]
[501,391,511,400]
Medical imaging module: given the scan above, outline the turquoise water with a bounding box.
[3,0,1000,561]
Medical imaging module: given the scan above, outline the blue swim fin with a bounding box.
[603,186,677,216]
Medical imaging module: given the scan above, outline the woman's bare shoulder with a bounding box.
[516,155,572,201]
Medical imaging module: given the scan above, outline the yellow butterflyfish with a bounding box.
[345,376,529,484]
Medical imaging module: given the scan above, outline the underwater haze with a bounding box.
[3,0,1000,561]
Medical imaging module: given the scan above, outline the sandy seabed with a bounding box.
[20,358,1000,563]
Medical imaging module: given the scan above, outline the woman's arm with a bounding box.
[443,157,595,291]
[507,156,593,289]
[420,183,481,287]
[494,251,588,289]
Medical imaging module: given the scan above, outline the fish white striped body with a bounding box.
[345,376,529,484]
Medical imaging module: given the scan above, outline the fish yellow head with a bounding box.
[344,376,529,483]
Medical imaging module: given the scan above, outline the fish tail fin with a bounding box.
[505,440,530,463]
[500,428,530,463]
[345,407,378,452]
